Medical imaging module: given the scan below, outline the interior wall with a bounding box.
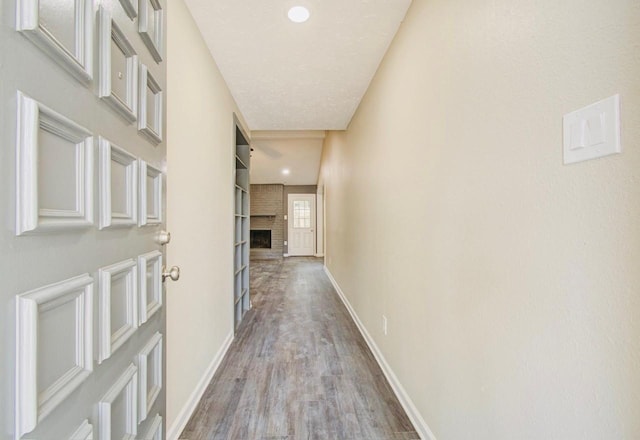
[319,0,640,438]
[166,0,249,434]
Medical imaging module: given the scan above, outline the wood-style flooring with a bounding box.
[179,257,419,440]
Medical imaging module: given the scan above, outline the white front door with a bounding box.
[288,194,316,256]
[0,1,168,439]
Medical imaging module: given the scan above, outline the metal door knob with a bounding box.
[162,266,180,282]
[155,230,172,245]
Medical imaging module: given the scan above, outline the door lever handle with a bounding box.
[162,265,180,282]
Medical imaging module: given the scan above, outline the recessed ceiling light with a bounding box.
[282,169,291,175]
[288,6,310,23]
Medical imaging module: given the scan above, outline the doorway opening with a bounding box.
[287,193,316,256]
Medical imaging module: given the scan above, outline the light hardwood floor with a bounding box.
[180,257,419,440]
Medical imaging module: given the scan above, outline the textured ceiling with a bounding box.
[250,131,325,185]
[183,0,412,130]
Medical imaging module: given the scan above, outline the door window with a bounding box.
[293,200,311,228]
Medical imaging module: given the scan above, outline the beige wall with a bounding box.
[166,0,248,435]
[319,0,640,438]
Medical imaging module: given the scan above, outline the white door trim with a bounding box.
[315,190,324,257]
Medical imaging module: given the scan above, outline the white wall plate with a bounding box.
[563,94,621,164]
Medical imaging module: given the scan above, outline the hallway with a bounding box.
[180,258,419,440]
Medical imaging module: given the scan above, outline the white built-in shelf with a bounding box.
[235,156,248,170]
[234,264,247,276]
[234,121,251,332]
[234,289,248,305]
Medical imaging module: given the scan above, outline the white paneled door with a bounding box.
[0,1,169,439]
[288,194,316,256]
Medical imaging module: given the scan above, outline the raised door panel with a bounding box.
[15,275,94,437]
[98,138,138,229]
[97,365,138,440]
[16,93,94,235]
[98,6,138,123]
[138,0,163,63]
[69,420,93,440]
[16,0,94,83]
[136,333,163,422]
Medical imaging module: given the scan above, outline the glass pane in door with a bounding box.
[293,200,311,228]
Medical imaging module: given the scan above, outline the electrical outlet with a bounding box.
[284,241,287,246]
[382,315,388,335]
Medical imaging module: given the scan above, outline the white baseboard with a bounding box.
[314,253,325,257]
[323,266,437,440]
[167,331,234,440]
[283,253,290,257]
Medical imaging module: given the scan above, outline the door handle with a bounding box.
[162,266,180,282]
[155,230,171,245]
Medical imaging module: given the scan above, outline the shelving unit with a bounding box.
[233,120,251,332]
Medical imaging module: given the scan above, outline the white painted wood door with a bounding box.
[0,0,168,439]
[288,194,316,256]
